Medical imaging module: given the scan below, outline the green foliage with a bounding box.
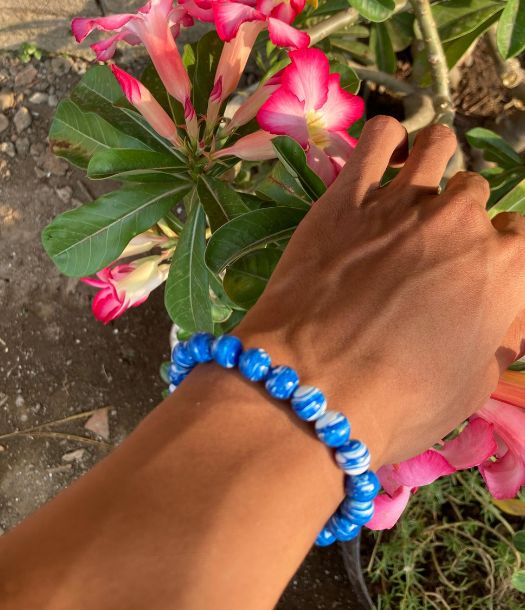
[348,0,396,23]
[87,149,187,182]
[497,0,525,59]
[197,176,250,232]
[18,43,42,63]
[370,22,396,74]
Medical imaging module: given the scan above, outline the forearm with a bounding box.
[0,362,378,610]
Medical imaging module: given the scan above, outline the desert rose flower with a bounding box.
[111,65,183,148]
[180,0,215,21]
[82,256,170,324]
[213,129,276,160]
[72,0,192,106]
[257,48,364,185]
[118,229,172,259]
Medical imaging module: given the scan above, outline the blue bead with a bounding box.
[335,439,371,475]
[187,332,214,363]
[291,385,327,421]
[314,527,336,547]
[314,410,351,447]
[171,341,196,371]
[168,365,187,386]
[328,512,361,542]
[212,335,243,368]
[345,471,380,502]
[265,366,299,400]
[238,348,271,382]
[341,497,375,526]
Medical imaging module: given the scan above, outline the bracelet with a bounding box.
[167,332,380,547]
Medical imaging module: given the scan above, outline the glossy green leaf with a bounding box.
[511,570,525,593]
[497,0,525,59]
[466,128,523,168]
[197,176,250,232]
[481,166,525,207]
[223,249,282,309]
[272,136,326,201]
[165,203,213,332]
[386,12,415,51]
[330,38,375,64]
[370,22,396,74]
[42,181,192,277]
[192,31,223,116]
[87,149,188,181]
[312,0,349,15]
[348,0,395,22]
[432,0,504,43]
[206,207,306,273]
[488,178,525,218]
[332,62,361,94]
[159,361,171,384]
[141,62,184,125]
[256,162,311,208]
[49,99,151,169]
[513,530,525,553]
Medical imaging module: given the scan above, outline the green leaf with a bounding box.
[272,136,326,201]
[42,181,192,277]
[49,99,151,169]
[197,176,250,232]
[466,128,523,168]
[481,166,525,207]
[330,38,375,64]
[386,12,415,52]
[497,0,525,59]
[192,31,223,116]
[160,361,171,384]
[87,149,188,181]
[70,65,162,150]
[348,0,395,22]
[141,62,185,125]
[488,178,525,218]
[513,530,525,553]
[370,22,396,74]
[223,249,282,309]
[332,62,361,94]
[511,570,525,593]
[218,308,246,333]
[164,203,213,333]
[432,0,504,43]
[256,162,311,209]
[206,207,306,273]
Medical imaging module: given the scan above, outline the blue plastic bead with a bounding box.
[187,332,214,363]
[168,365,187,386]
[212,335,243,368]
[238,348,271,382]
[341,498,374,526]
[314,527,336,547]
[315,410,351,447]
[171,341,196,371]
[291,385,327,421]
[265,365,300,400]
[345,471,380,502]
[335,439,371,475]
[328,512,361,542]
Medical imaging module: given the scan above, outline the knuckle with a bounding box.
[417,123,457,148]
[364,114,402,134]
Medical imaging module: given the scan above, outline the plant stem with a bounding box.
[410,0,454,126]
[307,8,360,46]
[349,62,417,96]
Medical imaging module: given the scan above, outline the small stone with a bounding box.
[0,142,15,158]
[51,56,72,76]
[0,159,11,179]
[84,407,110,440]
[0,91,15,111]
[47,94,58,107]
[40,150,68,176]
[55,186,73,204]
[14,65,37,88]
[62,448,86,463]
[30,142,44,158]
[15,138,29,157]
[29,92,48,105]
[13,107,31,133]
[34,167,46,179]
[71,198,83,208]
[0,114,8,134]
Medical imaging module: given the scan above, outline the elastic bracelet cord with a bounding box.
[167,332,380,547]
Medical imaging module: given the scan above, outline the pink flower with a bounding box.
[72,0,192,105]
[213,129,276,160]
[180,0,215,21]
[81,257,169,324]
[119,229,171,258]
[213,0,309,49]
[257,48,364,185]
[110,65,183,147]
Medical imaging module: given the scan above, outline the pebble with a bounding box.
[84,408,110,440]
[39,151,68,176]
[29,92,48,105]
[13,107,31,133]
[0,142,15,158]
[0,114,8,134]
[15,137,29,157]
[14,65,37,88]
[62,448,86,463]
[0,159,10,179]
[0,90,15,111]
[47,94,58,107]
[29,142,44,158]
[55,185,73,204]
[51,56,72,76]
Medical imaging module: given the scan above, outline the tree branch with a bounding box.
[349,63,418,96]
[307,8,360,46]
[410,0,455,126]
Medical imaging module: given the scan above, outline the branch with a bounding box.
[349,63,417,96]
[307,8,360,46]
[486,27,525,105]
[410,0,454,126]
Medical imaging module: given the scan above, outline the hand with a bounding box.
[237,116,525,467]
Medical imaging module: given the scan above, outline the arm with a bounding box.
[1,116,525,610]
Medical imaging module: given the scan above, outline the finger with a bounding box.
[442,171,490,209]
[389,123,457,194]
[329,115,408,206]
[492,212,525,237]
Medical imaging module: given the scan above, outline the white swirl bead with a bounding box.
[314,410,351,447]
[290,385,327,421]
[335,439,371,475]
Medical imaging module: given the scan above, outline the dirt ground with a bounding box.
[0,51,358,609]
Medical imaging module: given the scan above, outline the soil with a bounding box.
[0,51,357,609]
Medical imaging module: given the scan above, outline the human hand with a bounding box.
[236,116,525,467]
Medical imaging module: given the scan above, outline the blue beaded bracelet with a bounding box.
[167,332,380,546]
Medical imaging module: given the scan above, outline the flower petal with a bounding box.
[436,419,497,470]
[267,18,310,49]
[367,486,412,530]
[321,73,365,131]
[477,398,525,460]
[306,145,337,186]
[214,130,276,160]
[394,450,455,488]
[213,0,264,41]
[257,87,308,146]
[90,31,142,61]
[71,14,135,42]
[480,450,525,499]
[281,48,329,111]
[324,130,357,162]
